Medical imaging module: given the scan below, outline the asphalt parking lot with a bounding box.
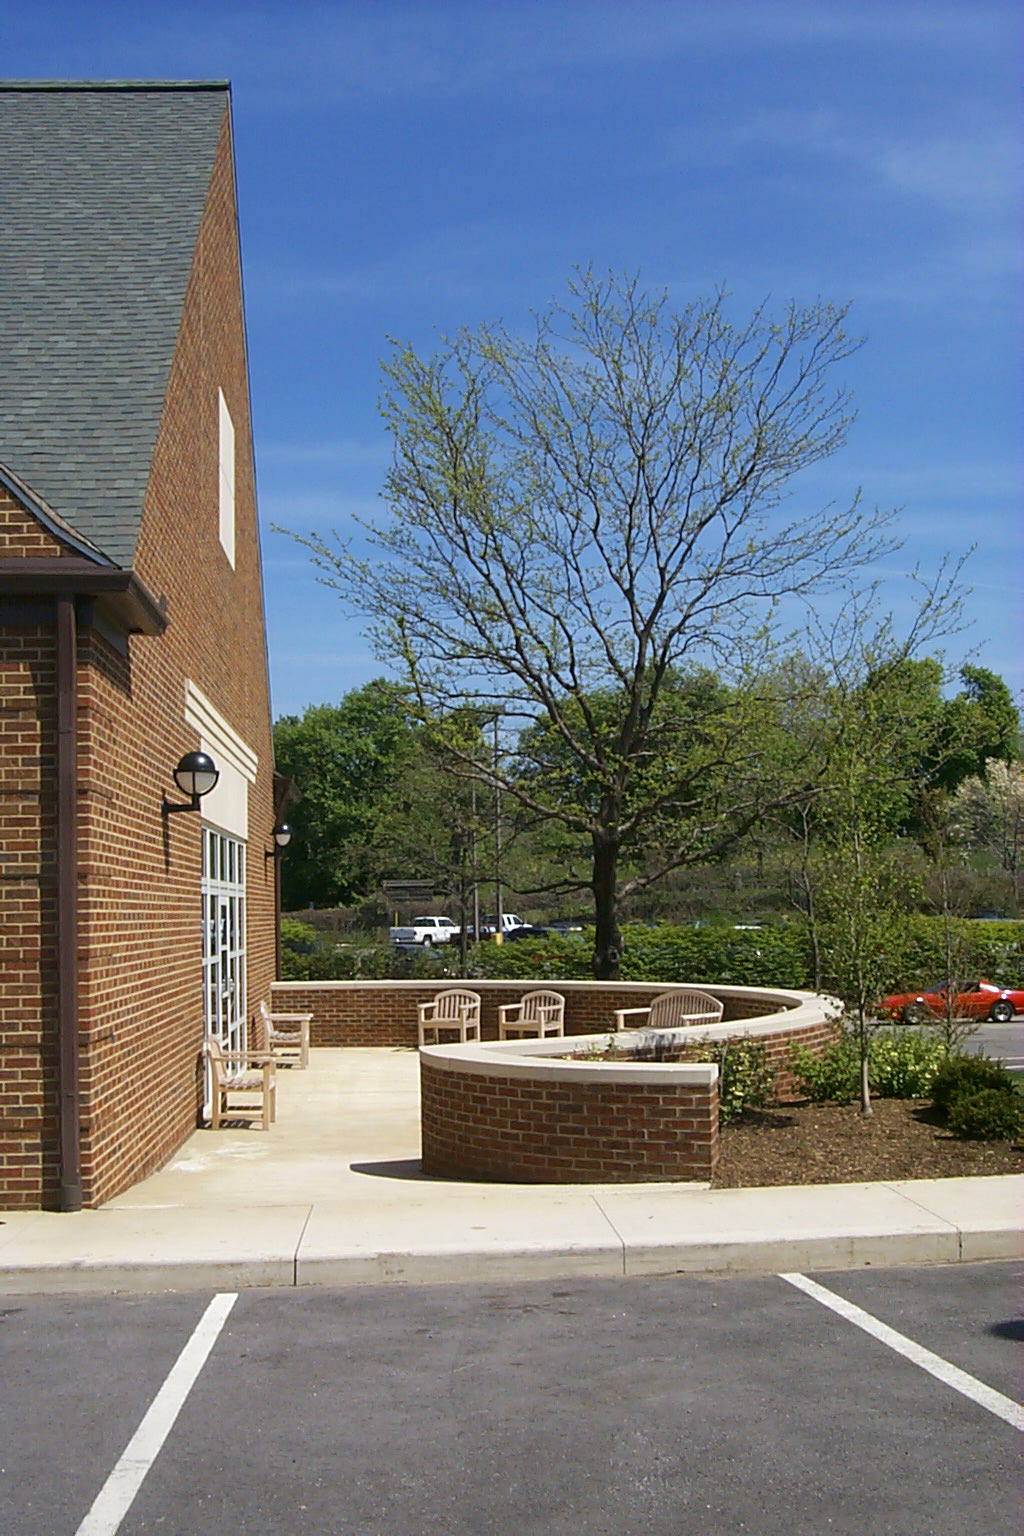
[3,1261,1021,1535]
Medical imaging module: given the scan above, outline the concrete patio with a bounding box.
[0,1048,1020,1295]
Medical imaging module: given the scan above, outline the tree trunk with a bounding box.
[858,1005,872,1116]
[591,832,622,981]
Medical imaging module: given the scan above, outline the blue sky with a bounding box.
[5,1,1021,718]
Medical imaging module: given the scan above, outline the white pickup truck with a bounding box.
[388,915,459,947]
[486,914,525,936]
[450,913,526,943]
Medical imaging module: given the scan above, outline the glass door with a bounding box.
[202,827,247,1066]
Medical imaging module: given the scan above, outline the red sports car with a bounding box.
[877,979,1024,1025]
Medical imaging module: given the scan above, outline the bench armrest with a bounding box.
[612,1007,651,1032]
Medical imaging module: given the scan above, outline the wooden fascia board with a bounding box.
[0,558,168,635]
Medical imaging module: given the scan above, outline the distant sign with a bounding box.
[383,880,435,901]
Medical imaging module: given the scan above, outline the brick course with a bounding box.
[272,979,821,1047]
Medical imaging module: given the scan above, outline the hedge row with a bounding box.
[281,915,1024,992]
[471,918,1023,991]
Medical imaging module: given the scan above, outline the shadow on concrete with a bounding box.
[350,1158,429,1181]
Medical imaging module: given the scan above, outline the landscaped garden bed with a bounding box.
[715,1096,1024,1187]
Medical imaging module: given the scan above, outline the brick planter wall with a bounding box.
[421,1060,719,1183]
[273,979,839,1185]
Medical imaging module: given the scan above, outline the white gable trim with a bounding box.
[184,680,258,842]
[184,681,258,782]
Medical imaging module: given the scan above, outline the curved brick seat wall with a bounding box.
[271,978,800,1047]
[272,981,838,1185]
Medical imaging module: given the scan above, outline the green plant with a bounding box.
[789,1025,954,1103]
[279,920,349,980]
[945,1088,1021,1141]
[868,1030,947,1098]
[930,1054,1018,1114]
[789,1030,861,1103]
[692,1039,775,1123]
[467,933,593,982]
[573,1033,624,1061]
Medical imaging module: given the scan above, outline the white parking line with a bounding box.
[75,1292,238,1536]
[780,1272,1024,1433]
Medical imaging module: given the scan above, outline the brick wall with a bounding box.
[271,979,819,1047]
[421,1061,720,1183]
[70,108,277,1207]
[274,980,669,1046]
[0,605,59,1202]
[0,110,277,1209]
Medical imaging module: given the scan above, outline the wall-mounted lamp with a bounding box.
[162,750,220,815]
[265,823,292,859]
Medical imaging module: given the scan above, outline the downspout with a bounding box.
[273,846,282,980]
[56,595,82,1211]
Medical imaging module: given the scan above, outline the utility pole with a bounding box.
[493,714,503,943]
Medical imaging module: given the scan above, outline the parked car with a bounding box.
[504,923,554,942]
[388,916,459,946]
[877,978,1024,1025]
[449,914,526,944]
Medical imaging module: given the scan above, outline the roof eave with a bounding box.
[0,558,168,635]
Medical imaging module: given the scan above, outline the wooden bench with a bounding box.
[257,997,311,1068]
[613,988,724,1032]
[203,1036,277,1130]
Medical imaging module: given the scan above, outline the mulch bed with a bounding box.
[714,1096,1024,1188]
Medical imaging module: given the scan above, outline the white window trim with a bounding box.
[184,680,258,783]
[184,681,257,842]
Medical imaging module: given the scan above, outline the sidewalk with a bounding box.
[1,1049,1020,1295]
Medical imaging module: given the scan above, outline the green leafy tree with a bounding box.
[291,270,955,978]
[949,759,1024,907]
[273,680,425,909]
[814,682,920,1114]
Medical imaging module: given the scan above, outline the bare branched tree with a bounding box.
[292,271,953,978]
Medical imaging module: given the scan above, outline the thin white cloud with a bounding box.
[261,491,380,529]
[257,438,389,469]
[234,2,1012,113]
[246,219,510,306]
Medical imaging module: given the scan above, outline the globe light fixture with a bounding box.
[163,750,220,815]
[266,823,292,859]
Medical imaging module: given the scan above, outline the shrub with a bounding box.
[930,1054,1018,1115]
[280,923,457,981]
[869,1030,947,1099]
[620,922,812,988]
[455,915,1024,992]
[280,920,347,980]
[946,1088,1022,1142]
[467,933,593,981]
[692,1039,775,1123]
[790,1028,984,1104]
[789,1030,860,1103]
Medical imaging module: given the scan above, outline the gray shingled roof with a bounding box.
[0,82,230,568]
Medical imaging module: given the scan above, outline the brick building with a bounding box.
[0,82,281,1209]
